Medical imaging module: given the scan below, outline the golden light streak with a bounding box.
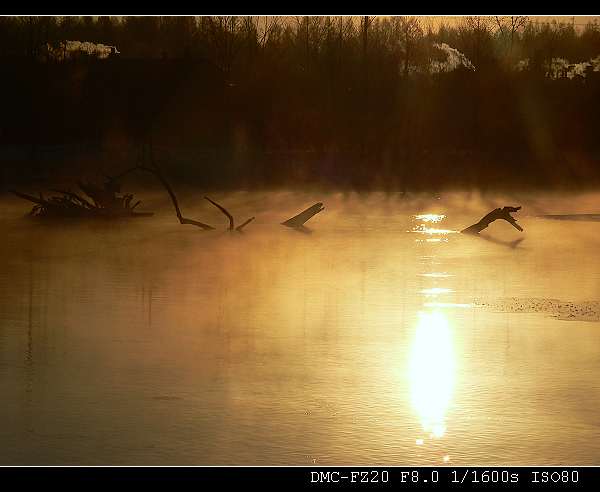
[420,287,453,296]
[409,311,456,439]
[415,214,446,223]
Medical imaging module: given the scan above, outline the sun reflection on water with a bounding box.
[418,272,453,278]
[420,287,453,296]
[409,311,456,439]
[412,225,457,235]
[411,213,458,238]
[415,214,446,223]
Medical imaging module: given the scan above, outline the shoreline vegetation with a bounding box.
[1,16,600,192]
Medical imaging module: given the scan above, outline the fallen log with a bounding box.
[281,202,325,228]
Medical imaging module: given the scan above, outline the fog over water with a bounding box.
[1,190,600,465]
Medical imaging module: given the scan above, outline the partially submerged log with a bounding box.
[461,206,523,234]
[281,202,325,228]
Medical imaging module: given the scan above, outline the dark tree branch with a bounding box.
[50,189,96,209]
[138,164,214,230]
[204,195,255,232]
[107,166,143,182]
[236,216,255,232]
[10,190,47,206]
[204,196,234,230]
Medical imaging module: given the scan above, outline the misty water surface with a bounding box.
[1,190,600,465]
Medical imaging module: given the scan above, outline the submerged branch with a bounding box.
[204,196,234,230]
[50,189,96,209]
[138,164,214,230]
[10,188,151,218]
[11,162,259,232]
[204,196,255,232]
[10,190,47,206]
[236,216,255,232]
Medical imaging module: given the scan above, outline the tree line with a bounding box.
[2,16,600,191]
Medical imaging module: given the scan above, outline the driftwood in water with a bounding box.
[11,159,294,233]
[281,202,325,228]
[461,206,523,234]
[135,163,214,230]
[50,189,96,209]
[10,180,153,219]
[204,196,255,232]
[136,162,254,232]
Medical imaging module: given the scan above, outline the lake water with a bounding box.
[1,190,600,465]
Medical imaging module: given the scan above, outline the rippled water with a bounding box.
[1,190,600,465]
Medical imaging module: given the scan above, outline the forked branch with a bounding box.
[204,196,255,232]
